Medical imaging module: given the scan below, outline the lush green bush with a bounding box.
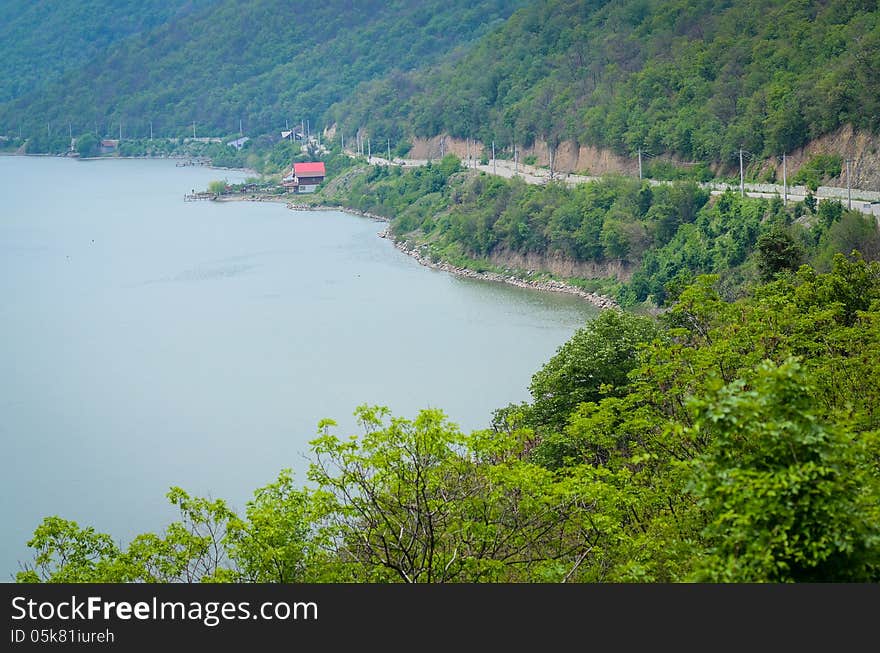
[792,153,844,191]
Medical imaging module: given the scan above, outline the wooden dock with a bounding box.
[184,192,217,201]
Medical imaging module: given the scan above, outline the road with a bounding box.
[362,153,880,219]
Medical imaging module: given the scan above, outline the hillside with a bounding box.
[0,0,218,103]
[5,0,877,179]
[305,153,880,306]
[0,0,526,144]
[329,0,880,169]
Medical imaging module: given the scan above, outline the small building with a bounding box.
[227,136,250,150]
[282,161,326,193]
[99,139,119,154]
[281,130,304,141]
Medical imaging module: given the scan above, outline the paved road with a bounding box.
[362,153,880,219]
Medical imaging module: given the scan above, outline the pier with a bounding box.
[184,192,217,201]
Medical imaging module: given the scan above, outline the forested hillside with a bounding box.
[0,0,217,103]
[330,0,880,165]
[0,0,525,143]
[4,1,877,172]
[310,158,880,305]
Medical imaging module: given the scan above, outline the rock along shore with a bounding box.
[289,202,618,310]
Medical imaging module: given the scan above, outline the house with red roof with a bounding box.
[282,161,326,193]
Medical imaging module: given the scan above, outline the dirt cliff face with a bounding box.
[409,125,880,189]
[408,135,486,161]
[487,249,633,281]
[757,125,880,190]
[408,134,635,175]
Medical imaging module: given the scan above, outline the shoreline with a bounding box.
[288,203,391,222]
[214,194,289,203]
[384,233,619,310]
[287,203,616,309]
[212,196,619,310]
[0,151,258,176]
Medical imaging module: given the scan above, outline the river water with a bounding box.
[0,156,598,578]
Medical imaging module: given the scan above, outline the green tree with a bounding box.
[121,487,236,582]
[308,405,601,582]
[75,133,99,157]
[757,227,803,281]
[688,358,880,582]
[224,469,315,582]
[527,309,660,431]
[16,517,124,583]
[207,179,228,195]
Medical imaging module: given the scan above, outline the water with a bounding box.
[0,156,598,578]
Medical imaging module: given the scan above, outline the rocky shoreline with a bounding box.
[379,229,619,310]
[287,203,390,222]
[290,202,618,309]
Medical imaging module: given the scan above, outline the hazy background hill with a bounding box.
[0,0,218,103]
[0,0,526,142]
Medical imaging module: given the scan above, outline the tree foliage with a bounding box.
[334,0,880,165]
[320,161,879,307]
[689,358,880,582]
[0,0,525,144]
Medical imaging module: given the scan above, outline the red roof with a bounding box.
[293,162,326,176]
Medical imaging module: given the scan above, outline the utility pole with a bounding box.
[739,148,744,197]
[492,140,496,175]
[638,148,643,180]
[846,158,853,210]
[782,153,787,205]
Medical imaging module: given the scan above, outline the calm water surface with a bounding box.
[0,156,598,577]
